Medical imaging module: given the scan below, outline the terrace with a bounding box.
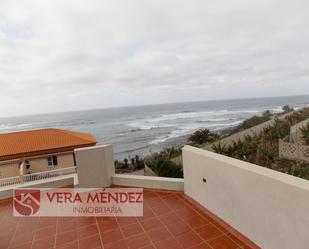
[0,144,308,249]
[0,188,256,249]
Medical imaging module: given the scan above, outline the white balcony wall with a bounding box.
[75,145,115,188]
[0,175,76,200]
[183,145,309,249]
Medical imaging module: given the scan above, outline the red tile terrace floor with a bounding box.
[0,189,260,249]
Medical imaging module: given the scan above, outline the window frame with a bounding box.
[25,160,31,169]
[47,156,58,167]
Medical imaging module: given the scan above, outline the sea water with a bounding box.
[0,95,308,159]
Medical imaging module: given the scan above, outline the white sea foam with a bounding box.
[146,110,229,123]
[0,124,11,130]
[15,123,34,128]
[199,117,235,122]
[146,105,294,145]
[271,106,283,113]
[148,120,244,145]
[127,121,175,130]
[0,123,34,130]
[127,109,256,130]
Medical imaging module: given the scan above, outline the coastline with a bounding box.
[118,106,309,182]
[1,95,309,161]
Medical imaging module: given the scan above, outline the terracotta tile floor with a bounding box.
[0,189,260,249]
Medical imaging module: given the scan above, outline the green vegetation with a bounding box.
[157,147,182,158]
[115,106,309,180]
[274,159,309,180]
[234,115,269,131]
[284,161,309,180]
[300,124,309,145]
[144,147,183,178]
[188,129,219,145]
[282,105,294,113]
[131,155,145,170]
[212,107,309,178]
[228,110,272,134]
[227,105,294,135]
[115,147,182,177]
[115,155,145,171]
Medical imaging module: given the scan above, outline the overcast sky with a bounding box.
[0,0,308,116]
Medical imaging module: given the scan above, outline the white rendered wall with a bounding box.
[112,174,184,191]
[183,146,309,249]
[75,145,115,188]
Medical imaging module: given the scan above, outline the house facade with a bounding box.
[0,128,96,179]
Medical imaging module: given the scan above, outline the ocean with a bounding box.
[1,95,308,159]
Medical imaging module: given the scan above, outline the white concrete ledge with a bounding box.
[112,174,184,191]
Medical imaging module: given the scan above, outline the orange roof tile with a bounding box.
[0,128,97,160]
[0,188,260,249]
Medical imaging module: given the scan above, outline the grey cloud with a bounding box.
[0,0,308,116]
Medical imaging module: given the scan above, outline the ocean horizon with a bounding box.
[1,95,309,159]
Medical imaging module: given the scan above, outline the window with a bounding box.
[25,160,31,169]
[47,156,58,166]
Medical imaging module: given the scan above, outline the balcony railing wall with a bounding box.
[0,166,77,188]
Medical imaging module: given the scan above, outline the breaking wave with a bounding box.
[148,120,243,145]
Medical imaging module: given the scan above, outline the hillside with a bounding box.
[211,107,309,180]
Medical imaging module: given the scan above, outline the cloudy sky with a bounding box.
[0,0,308,116]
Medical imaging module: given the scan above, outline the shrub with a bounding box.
[262,110,271,117]
[144,147,183,178]
[212,108,309,179]
[134,155,145,170]
[263,119,290,141]
[114,159,128,169]
[285,161,309,180]
[300,124,309,145]
[212,143,228,155]
[237,115,269,131]
[155,158,183,178]
[115,156,145,171]
[161,147,182,158]
[282,105,294,113]
[188,129,219,144]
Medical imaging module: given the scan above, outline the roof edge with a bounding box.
[0,142,96,161]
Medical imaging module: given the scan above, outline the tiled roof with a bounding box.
[0,128,97,160]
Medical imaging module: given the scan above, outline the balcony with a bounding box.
[0,167,77,190]
[0,144,308,249]
[0,188,258,249]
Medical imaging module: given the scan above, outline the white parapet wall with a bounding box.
[75,145,115,188]
[290,118,309,143]
[112,174,184,191]
[182,145,309,249]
